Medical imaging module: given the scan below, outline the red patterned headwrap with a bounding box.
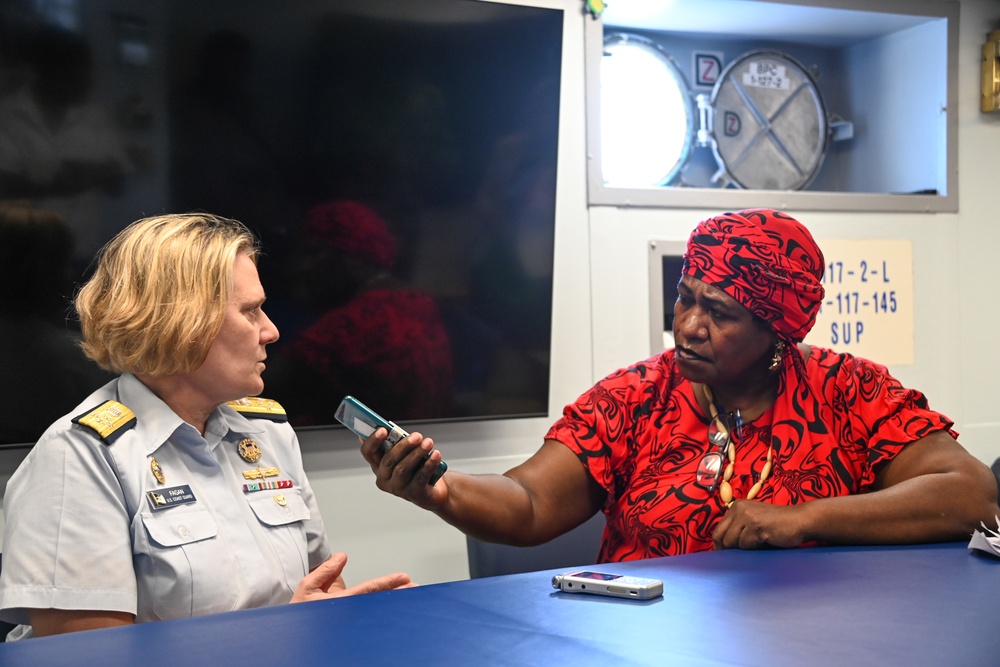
[304,200,398,270]
[681,209,825,343]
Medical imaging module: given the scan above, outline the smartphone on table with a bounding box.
[335,395,447,485]
[551,570,663,600]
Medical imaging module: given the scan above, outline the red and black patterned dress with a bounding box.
[545,346,956,562]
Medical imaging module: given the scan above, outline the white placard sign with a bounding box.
[804,239,914,365]
[742,61,790,90]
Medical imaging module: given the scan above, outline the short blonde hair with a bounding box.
[76,213,259,375]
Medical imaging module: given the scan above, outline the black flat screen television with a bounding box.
[0,0,563,446]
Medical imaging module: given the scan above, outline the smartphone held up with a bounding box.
[335,395,447,485]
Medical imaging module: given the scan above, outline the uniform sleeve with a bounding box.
[0,424,137,624]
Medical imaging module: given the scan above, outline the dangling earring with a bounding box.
[769,340,785,371]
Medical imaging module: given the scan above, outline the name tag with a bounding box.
[147,484,197,512]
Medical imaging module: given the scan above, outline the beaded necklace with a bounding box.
[702,384,774,507]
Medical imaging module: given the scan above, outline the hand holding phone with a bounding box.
[335,395,447,485]
[551,570,663,600]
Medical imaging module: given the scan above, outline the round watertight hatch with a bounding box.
[709,50,829,190]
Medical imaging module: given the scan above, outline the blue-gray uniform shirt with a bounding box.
[0,373,332,639]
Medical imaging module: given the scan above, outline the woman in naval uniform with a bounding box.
[0,213,412,639]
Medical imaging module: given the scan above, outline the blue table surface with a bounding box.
[2,541,997,667]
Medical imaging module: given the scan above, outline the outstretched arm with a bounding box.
[362,431,605,546]
[713,430,1000,550]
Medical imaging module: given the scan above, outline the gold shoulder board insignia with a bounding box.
[226,397,288,423]
[72,400,137,445]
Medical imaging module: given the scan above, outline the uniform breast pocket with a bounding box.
[245,489,310,587]
[135,506,239,621]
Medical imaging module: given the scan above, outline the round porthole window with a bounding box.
[600,33,694,188]
[599,36,836,192]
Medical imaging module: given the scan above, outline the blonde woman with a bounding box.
[0,213,411,640]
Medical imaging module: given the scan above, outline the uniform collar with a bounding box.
[118,374,266,456]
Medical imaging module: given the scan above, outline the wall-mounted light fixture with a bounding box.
[982,29,1000,113]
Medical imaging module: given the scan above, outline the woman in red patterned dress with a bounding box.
[361,209,1000,562]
